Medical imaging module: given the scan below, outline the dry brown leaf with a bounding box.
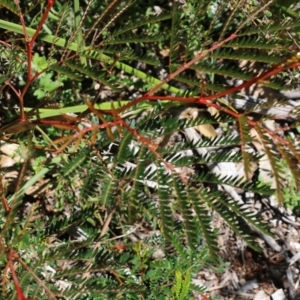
[25,178,51,197]
[180,107,217,138]
[195,123,217,139]
[159,48,170,57]
[0,142,26,164]
[249,128,263,152]
[1,170,19,192]
[207,106,219,118]
[1,169,50,197]
[0,154,15,168]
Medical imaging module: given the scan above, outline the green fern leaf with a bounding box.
[116,130,135,164]
[210,49,283,64]
[110,13,171,38]
[207,192,262,251]
[50,64,82,81]
[126,146,149,223]
[192,64,286,90]
[172,174,198,250]
[103,35,166,45]
[102,48,160,65]
[240,19,300,36]
[169,1,181,73]
[0,0,18,15]
[155,164,175,241]
[64,61,121,91]
[215,190,271,236]
[195,172,274,195]
[62,148,89,177]
[255,124,286,203]
[190,188,219,261]
[174,270,183,298]
[238,116,255,180]
[274,140,300,191]
[179,270,191,300]
[98,176,118,207]
[225,37,286,50]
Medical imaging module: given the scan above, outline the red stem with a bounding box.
[12,0,55,121]
[198,61,300,101]
[27,0,54,82]
[0,178,10,212]
[8,256,29,300]
[109,58,300,116]
[147,33,238,95]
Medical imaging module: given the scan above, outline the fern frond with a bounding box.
[50,64,82,81]
[116,131,135,164]
[109,13,172,38]
[61,148,89,177]
[98,176,118,207]
[192,64,286,90]
[195,172,274,195]
[209,193,262,251]
[155,164,175,241]
[194,64,256,83]
[237,116,256,180]
[164,149,259,170]
[287,137,300,169]
[159,134,241,157]
[126,146,149,223]
[81,50,181,94]
[244,98,293,114]
[64,61,121,91]
[172,174,199,250]
[197,150,256,165]
[178,270,191,300]
[80,164,105,202]
[210,49,283,64]
[189,188,219,261]
[255,124,285,203]
[217,190,271,235]
[139,114,221,142]
[45,204,98,237]
[274,140,300,190]
[174,270,183,298]
[169,1,181,73]
[102,48,160,65]
[103,35,166,45]
[0,0,18,15]
[239,19,300,36]
[190,134,241,150]
[91,1,133,45]
[224,37,286,50]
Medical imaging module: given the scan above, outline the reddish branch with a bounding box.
[110,55,300,117]
[147,33,237,96]
[6,0,300,155]
[7,250,32,300]
[13,0,55,121]
[0,1,299,299]
[1,4,57,299]
[0,177,10,212]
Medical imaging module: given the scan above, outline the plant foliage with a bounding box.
[0,0,300,298]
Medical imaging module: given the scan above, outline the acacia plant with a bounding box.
[0,0,300,299]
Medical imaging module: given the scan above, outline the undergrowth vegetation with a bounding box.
[0,0,300,299]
